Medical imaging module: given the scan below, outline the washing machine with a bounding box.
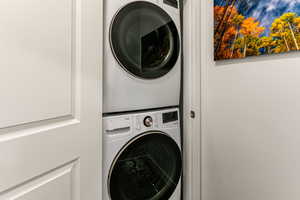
[103,0,182,113]
[103,108,182,200]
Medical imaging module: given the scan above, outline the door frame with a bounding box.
[100,0,104,197]
[183,0,201,199]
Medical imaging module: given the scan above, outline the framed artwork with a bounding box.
[214,0,300,60]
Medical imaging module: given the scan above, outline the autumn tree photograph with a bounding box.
[214,0,300,60]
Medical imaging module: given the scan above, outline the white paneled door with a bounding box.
[0,0,102,199]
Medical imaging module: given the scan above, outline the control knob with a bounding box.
[143,116,153,127]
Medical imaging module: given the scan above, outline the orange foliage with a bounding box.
[240,17,265,37]
[216,26,239,59]
[214,6,225,23]
[214,5,273,60]
[214,5,242,59]
[214,5,239,33]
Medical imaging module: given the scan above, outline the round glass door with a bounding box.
[108,132,182,200]
[110,1,180,79]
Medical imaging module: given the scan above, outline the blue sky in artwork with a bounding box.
[214,0,300,36]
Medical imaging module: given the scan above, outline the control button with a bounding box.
[143,116,153,127]
[154,114,159,128]
[136,117,141,130]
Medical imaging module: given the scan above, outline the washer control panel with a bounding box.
[103,109,180,136]
[134,109,179,130]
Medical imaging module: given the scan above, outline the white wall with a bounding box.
[201,1,300,200]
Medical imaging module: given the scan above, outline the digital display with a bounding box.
[163,0,178,8]
[163,111,178,123]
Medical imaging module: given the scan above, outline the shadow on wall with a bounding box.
[215,50,300,66]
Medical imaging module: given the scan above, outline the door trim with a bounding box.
[183,0,201,199]
[100,0,104,197]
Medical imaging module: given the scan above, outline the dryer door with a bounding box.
[108,132,182,200]
[110,1,180,79]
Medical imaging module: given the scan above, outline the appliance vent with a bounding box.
[163,0,178,8]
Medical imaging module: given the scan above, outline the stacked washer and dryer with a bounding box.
[103,0,182,199]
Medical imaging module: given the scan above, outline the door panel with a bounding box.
[1,161,77,200]
[0,125,80,193]
[0,0,75,128]
[0,0,102,199]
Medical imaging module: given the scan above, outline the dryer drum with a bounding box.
[110,1,180,79]
[108,132,182,200]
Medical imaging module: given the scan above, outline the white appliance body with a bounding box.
[103,108,182,200]
[103,0,182,113]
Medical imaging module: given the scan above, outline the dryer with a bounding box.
[103,108,182,200]
[103,0,182,113]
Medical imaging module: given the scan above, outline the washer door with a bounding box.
[108,132,182,200]
[110,1,180,79]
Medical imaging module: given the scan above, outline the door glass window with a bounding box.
[108,132,182,200]
[110,1,180,79]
